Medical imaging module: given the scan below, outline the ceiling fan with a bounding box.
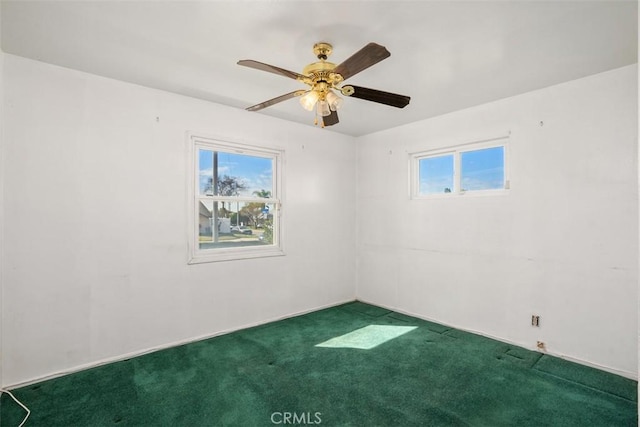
[237,42,411,128]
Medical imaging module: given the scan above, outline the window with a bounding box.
[189,135,283,263]
[411,138,508,198]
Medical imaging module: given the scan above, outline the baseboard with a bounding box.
[356,298,638,381]
[4,298,356,390]
[10,297,632,388]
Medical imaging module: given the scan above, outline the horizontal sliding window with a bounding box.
[411,138,508,198]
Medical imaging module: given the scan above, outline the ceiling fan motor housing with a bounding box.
[303,42,345,95]
[302,61,343,94]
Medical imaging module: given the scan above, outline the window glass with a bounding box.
[419,154,454,195]
[198,201,276,249]
[198,150,273,197]
[460,146,504,191]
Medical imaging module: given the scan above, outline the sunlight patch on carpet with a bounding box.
[316,325,418,350]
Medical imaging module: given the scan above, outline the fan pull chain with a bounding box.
[314,102,325,128]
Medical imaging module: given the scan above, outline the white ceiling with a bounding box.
[1,1,637,137]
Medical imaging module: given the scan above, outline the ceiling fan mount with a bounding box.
[237,42,410,128]
[312,42,333,60]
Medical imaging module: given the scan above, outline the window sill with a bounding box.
[412,189,509,200]
[188,246,285,264]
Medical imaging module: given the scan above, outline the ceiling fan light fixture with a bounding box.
[299,90,319,111]
[239,41,411,128]
[326,90,343,111]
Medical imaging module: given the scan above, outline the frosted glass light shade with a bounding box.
[299,91,320,111]
[317,100,331,117]
[326,90,343,111]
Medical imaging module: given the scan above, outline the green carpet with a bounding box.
[1,302,637,426]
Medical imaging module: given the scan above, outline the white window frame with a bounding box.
[410,137,509,199]
[188,134,284,264]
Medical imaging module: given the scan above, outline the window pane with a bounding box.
[198,149,214,195]
[198,150,274,198]
[217,151,273,198]
[198,200,276,249]
[419,154,454,195]
[460,146,504,191]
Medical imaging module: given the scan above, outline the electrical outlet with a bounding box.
[531,315,540,327]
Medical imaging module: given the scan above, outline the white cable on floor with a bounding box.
[0,388,30,427]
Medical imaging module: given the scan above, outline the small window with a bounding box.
[189,135,283,263]
[411,138,508,198]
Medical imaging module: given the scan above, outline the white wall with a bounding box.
[1,54,636,387]
[356,65,638,378]
[0,4,4,388]
[1,54,356,386]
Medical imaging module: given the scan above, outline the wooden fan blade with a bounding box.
[333,43,390,81]
[238,60,306,81]
[246,90,306,112]
[348,85,410,108]
[322,110,339,127]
